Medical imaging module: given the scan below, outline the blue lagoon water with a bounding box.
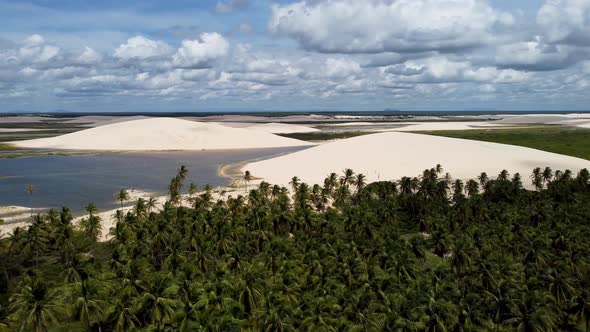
[0,147,305,213]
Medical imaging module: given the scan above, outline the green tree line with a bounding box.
[1,165,590,331]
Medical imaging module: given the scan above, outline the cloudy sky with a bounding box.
[0,0,589,112]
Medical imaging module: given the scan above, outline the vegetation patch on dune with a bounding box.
[0,143,18,151]
[418,126,590,160]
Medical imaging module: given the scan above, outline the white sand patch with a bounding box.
[549,119,590,128]
[13,117,313,151]
[0,128,51,133]
[217,122,319,134]
[0,116,58,124]
[244,132,590,187]
[496,114,572,124]
[245,123,319,134]
[389,121,511,131]
[0,206,30,216]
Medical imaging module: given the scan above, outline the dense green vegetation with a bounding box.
[0,143,18,151]
[1,165,590,331]
[419,126,590,160]
[277,131,376,141]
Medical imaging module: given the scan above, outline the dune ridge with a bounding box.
[244,132,590,186]
[13,117,312,151]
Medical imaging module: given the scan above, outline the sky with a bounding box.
[0,0,589,112]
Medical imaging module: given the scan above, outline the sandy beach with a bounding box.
[244,131,590,187]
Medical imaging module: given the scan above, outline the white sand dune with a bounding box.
[66,115,151,127]
[13,117,312,151]
[244,132,590,187]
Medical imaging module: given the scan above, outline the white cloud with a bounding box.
[24,34,45,46]
[269,0,514,54]
[322,58,362,79]
[172,33,229,68]
[18,35,60,63]
[114,36,173,60]
[495,37,587,71]
[77,47,102,65]
[380,56,528,84]
[537,0,590,45]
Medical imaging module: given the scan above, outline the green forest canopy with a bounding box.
[1,165,590,331]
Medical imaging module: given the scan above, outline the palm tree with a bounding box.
[80,203,101,241]
[341,168,355,187]
[504,292,558,332]
[136,273,179,331]
[354,173,367,193]
[79,215,102,242]
[187,182,198,202]
[115,189,130,208]
[465,179,479,197]
[9,277,64,332]
[23,214,47,265]
[244,170,253,193]
[435,164,443,175]
[147,197,158,213]
[0,304,10,332]
[177,165,188,181]
[478,172,488,186]
[577,168,589,185]
[84,203,98,218]
[542,167,553,186]
[531,167,543,191]
[570,290,590,332]
[26,184,34,216]
[289,176,300,193]
[134,197,148,219]
[66,278,104,332]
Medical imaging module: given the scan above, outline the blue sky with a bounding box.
[0,0,589,112]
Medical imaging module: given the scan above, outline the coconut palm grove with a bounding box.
[1,165,590,331]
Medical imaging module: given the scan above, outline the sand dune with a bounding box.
[65,115,151,127]
[13,118,312,151]
[244,132,590,187]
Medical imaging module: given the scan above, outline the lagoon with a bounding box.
[0,147,305,213]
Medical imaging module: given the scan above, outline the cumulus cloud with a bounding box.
[77,47,103,65]
[269,0,514,54]
[322,58,362,79]
[114,36,173,60]
[18,35,60,63]
[495,37,588,71]
[537,0,590,45]
[380,56,529,84]
[172,33,229,68]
